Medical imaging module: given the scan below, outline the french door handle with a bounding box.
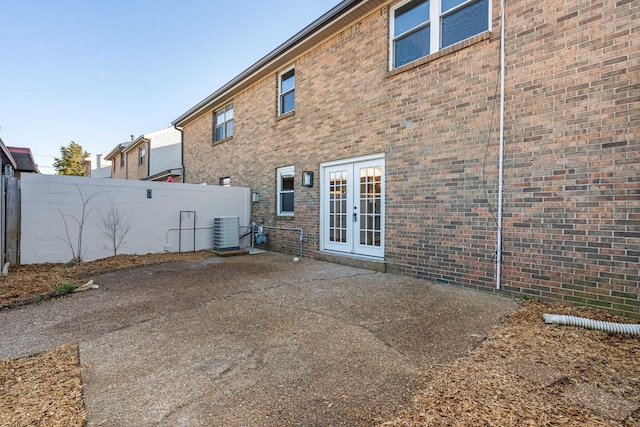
[353,206,357,222]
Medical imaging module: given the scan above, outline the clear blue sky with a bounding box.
[0,0,341,173]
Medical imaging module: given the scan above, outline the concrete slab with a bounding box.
[0,252,517,426]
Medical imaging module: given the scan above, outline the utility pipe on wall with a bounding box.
[496,0,507,290]
[260,225,305,258]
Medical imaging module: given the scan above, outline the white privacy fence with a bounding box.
[19,174,251,264]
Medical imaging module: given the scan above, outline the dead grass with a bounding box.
[1,253,639,426]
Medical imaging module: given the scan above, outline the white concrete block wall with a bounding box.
[20,174,251,264]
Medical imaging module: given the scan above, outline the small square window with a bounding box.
[219,177,230,187]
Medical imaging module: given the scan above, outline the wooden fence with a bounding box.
[3,176,20,265]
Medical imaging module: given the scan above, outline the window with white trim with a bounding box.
[390,0,490,69]
[219,177,230,187]
[278,68,295,115]
[277,166,294,216]
[214,103,234,142]
[139,146,145,165]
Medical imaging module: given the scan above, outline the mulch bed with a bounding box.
[384,301,640,427]
[0,251,213,309]
[0,345,85,427]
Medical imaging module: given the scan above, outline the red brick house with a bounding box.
[174,0,639,317]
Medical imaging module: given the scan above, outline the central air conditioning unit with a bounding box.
[213,216,240,250]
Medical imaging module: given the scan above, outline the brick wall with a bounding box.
[111,153,126,180]
[499,0,640,316]
[126,143,149,180]
[181,0,639,317]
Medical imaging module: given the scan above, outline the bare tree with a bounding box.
[98,199,131,256]
[58,185,103,263]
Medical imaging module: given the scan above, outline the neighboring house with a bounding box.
[104,128,182,182]
[84,153,112,178]
[104,142,130,180]
[173,0,639,317]
[0,137,18,177]
[6,146,40,177]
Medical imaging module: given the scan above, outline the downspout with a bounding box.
[146,139,150,178]
[496,0,506,290]
[173,124,185,183]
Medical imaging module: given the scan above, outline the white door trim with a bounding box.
[320,154,385,259]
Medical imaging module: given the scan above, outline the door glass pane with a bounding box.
[358,166,382,248]
[329,171,348,243]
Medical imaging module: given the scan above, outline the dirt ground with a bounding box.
[1,251,639,426]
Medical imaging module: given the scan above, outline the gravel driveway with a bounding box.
[0,252,516,426]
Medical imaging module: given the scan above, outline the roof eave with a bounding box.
[0,138,18,170]
[124,136,149,153]
[104,143,129,160]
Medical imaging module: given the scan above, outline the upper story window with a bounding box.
[277,166,294,216]
[214,103,234,142]
[390,0,489,69]
[139,147,145,165]
[279,68,295,115]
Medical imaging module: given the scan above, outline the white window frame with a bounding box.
[278,67,295,116]
[138,146,145,165]
[389,0,491,70]
[214,103,234,142]
[277,165,295,216]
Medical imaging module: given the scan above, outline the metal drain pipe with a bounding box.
[543,314,640,336]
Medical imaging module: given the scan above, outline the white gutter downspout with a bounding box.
[496,0,506,290]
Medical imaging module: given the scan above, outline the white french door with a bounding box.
[321,156,384,258]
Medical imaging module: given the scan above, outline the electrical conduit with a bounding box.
[543,314,640,336]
